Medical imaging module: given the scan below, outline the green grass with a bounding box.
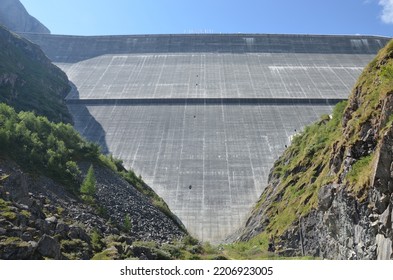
[346,155,373,196]
[223,235,316,260]
[60,239,90,260]
[0,237,29,247]
[92,249,118,260]
[20,210,31,218]
[0,197,10,208]
[0,198,17,220]
[0,211,16,221]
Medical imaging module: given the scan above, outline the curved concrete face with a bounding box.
[68,103,334,241]
[61,52,369,100]
[24,33,390,242]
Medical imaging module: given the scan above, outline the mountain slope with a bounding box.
[236,39,393,260]
[0,0,50,34]
[0,25,71,123]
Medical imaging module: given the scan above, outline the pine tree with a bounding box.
[80,164,96,196]
[124,214,132,232]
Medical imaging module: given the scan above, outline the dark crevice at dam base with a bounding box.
[22,33,391,242]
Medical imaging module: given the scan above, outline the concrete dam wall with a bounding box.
[23,33,390,242]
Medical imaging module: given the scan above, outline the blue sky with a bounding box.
[20,0,393,36]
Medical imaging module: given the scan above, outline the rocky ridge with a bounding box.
[237,39,393,259]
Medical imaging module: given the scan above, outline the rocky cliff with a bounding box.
[236,39,393,260]
[0,25,71,123]
[0,0,49,34]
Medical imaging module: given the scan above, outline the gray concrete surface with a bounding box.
[60,52,370,100]
[23,33,390,242]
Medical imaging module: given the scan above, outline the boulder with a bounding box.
[68,226,91,243]
[37,234,61,259]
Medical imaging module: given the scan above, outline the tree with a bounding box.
[124,214,132,232]
[80,165,96,197]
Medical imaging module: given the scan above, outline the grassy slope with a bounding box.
[225,39,393,258]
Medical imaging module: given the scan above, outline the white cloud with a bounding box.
[379,0,393,24]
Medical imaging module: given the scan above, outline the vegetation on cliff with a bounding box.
[0,104,97,189]
[235,39,393,258]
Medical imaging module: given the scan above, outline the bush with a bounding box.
[65,161,81,181]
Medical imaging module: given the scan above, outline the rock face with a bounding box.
[0,0,49,33]
[236,40,393,259]
[0,25,72,123]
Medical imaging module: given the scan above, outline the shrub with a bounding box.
[182,235,199,246]
[123,214,132,232]
[65,161,81,181]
